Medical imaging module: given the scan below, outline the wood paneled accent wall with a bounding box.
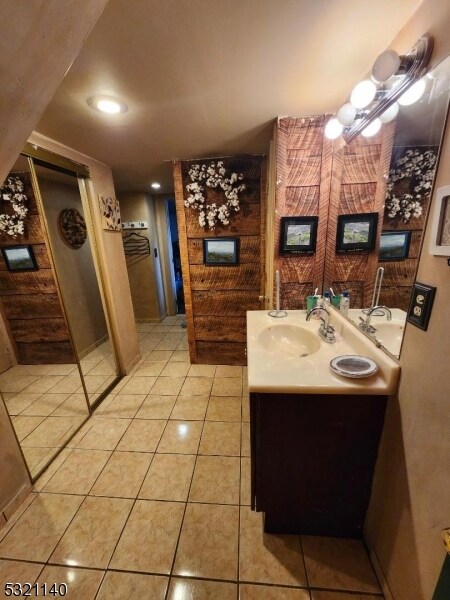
[275,116,333,308]
[324,123,396,307]
[378,144,437,311]
[274,117,395,309]
[173,155,266,365]
[0,170,75,364]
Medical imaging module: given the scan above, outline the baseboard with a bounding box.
[135,318,163,324]
[2,483,32,522]
[368,544,395,600]
[123,353,141,375]
[78,333,109,359]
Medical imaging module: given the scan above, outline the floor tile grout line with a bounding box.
[20,409,140,569]
[298,534,310,589]
[164,397,211,600]
[100,399,176,580]
[237,415,243,600]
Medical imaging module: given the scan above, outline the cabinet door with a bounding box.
[256,392,387,536]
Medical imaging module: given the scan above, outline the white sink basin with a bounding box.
[347,308,407,358]
[372,320,405,356]
[257,324,321,357]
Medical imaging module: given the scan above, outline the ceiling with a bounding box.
[36,0,423,194]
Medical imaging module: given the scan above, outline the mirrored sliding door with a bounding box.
[32,163,119,406]
[0,155,90,478]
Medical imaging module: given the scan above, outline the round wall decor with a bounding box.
[58,208,87,249]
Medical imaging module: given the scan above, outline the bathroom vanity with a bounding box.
[247,309,400,538]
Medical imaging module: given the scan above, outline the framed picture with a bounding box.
[429,184,450,257]
[1,245,38,272]
[280,216,318,254]
[99,194,122,231]
[407,282,436,331]
[379,230,411,261]
[203,237,239,266]
[336,212,378,252]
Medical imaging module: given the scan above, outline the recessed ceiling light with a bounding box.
[87,95,128,114]
[151,182,161,189]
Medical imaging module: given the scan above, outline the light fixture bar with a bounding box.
[343,34,433,143]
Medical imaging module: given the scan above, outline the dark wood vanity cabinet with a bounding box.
[250,392,387,538]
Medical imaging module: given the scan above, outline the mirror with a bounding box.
[343,54,450,357]
[0,152,120,480]
[0,155,89,478]
[32,163,119,404]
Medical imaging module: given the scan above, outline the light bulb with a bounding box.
[324,118,343,140]
[372,49,401,83]
[151,182,161,189]
[337,103,356,126]
[379,102,399,123]
[398,78,426,106]
[87,95,128,114]
[350,80,377,109]
[97,99,121,114]
[361,119,381,137]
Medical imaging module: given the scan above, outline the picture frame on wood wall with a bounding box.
[336,213,378,253]
[1,245,38,272]
[379,230,411,261]
[203,237,239,266]
[279,216,318,255]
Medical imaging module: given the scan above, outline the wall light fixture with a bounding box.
[325,35,433,143]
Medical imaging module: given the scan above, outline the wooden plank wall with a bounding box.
[324,123,396,307]
[173,155,265,365]
[0,171,76,364]
[275,116,333,309]
[378,145,437,311]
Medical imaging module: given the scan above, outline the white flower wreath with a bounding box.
[185,160,245,229]
[0,175,29,237]
[385,148,437,223]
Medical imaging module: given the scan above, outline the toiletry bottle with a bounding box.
[312,295,322,317]
[323,291,331,307]
[339,291,350,315]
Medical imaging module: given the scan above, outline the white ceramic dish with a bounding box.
[330,355,378,379]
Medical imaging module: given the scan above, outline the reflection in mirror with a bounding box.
[32,163,119,405]
[346,54,450,358]
[0,155,89,478]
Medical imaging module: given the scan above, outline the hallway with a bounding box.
[0,318,382,599]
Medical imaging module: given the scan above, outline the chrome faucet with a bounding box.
[359,305,392,334]
[306,306,336,344]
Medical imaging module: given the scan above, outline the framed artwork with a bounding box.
[280,216,318,254]
[58,208,87,249]
[336,212,378,252]
[379,230,411,261]
[1,245,38,271]
[407,282,436,331]
[99,195,122,231]
[429,184,450,257]
[203,237,239,266]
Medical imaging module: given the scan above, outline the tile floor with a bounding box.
[0,340,118,477]
[0,316,384,599]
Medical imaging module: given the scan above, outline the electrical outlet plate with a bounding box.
[442,529,450,554]
[406,282,436,331]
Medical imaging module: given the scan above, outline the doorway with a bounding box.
[167,199,185,314]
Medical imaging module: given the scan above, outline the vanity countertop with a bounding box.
[246,309,400,395]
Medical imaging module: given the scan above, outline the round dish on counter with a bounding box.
[330,355,378,379]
